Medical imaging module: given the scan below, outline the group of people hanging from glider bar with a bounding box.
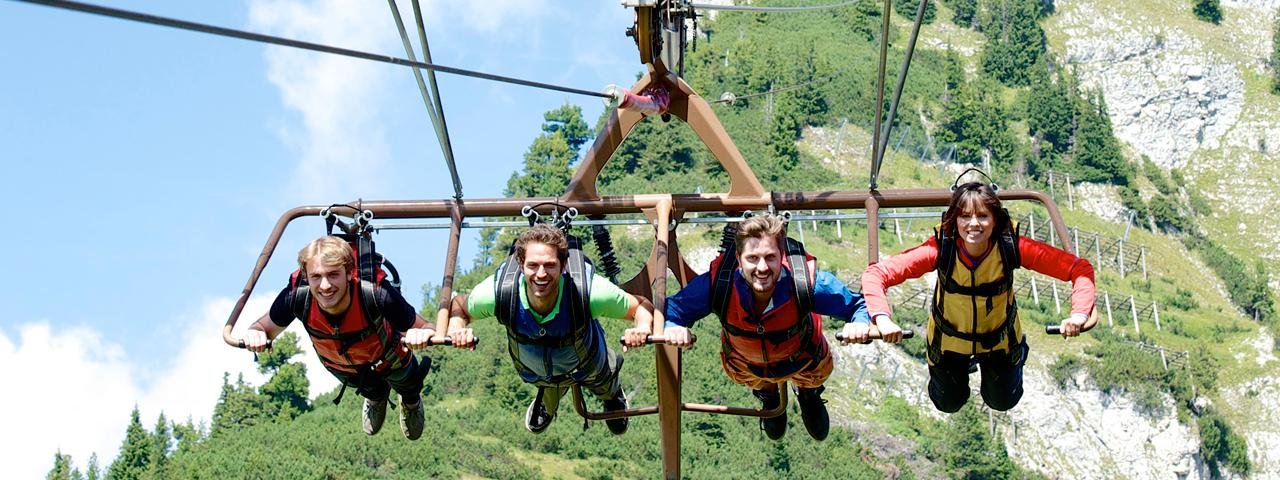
[237,169,1098,442]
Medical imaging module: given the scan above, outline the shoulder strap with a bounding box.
[934,226,957,280]
[710,251,737,321]
[564,235,592,331]
[494,244,522,328]
[999,220,1021,276]
[784,237,814,316]
[289,271,312,320]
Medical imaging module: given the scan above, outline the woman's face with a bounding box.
[956,197,994,252]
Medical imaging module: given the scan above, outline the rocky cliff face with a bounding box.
[829,340,1210,479]
[1050,0,1280,266]
[1054,1,1248,170]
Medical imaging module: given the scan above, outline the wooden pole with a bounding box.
[1119,240,1127,277]
[1031,276,1041,305]
[1051,280,1062,315]
[895,218,903,244]
[1130,295,1140,335]
[1066,173,1074,210]
[1153,301,1161,331]
[1140,245,1148,280]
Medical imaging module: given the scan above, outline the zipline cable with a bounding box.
[386,0,462,199]
[690,0,862,12]
[12,0,613,99]
[410,0,460,198]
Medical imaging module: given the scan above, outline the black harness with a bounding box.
[494,234,597,378]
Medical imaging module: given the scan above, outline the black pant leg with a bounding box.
[383,355,429,404]
[979,341,1027,411]
[927,353,972,413]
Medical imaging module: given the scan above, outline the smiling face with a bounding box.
[738,235,782,302]
[521,242,562,303]
[956,197,995,256]
[305,255,352,315]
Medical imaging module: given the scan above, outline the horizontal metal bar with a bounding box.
[369,210,946,231]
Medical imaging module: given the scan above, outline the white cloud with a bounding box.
[423,0,550,34]
[0,295,338,479]
[249,0,397,202]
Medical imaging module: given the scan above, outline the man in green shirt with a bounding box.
[444,224,653,434]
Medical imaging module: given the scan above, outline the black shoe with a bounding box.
[602,393,630,435]
[525,388,554,434]
[753,388,787,440]
[796,386,830,441]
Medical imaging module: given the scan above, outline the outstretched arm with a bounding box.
[1018,237,1096,336]
[621,295,655,350]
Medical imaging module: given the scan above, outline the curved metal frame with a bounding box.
[221,3,1078,479]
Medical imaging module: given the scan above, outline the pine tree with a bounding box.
[46,450,83,480]
[893,0,937,23]
[1272,15,1280,95]
[946,0,978,27]
[85,454,101,480]
[1026,59,1075,156]
[941,405,1020,479]
[542,103,592,153]
[256,332,311,419]
[211,373,270,434]
[938,78,1017,169]
[1193,0,1222,24]
[1072,90,1131,184]
[146,412,171,478]
[980,0,1047,86]
[107,408,151,480]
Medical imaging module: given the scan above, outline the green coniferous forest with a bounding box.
[52,1,1277,478]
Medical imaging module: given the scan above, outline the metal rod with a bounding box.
[17,0,611,99]
[869,0,893,189]
[409,0,460,199]
[873,0,927,180]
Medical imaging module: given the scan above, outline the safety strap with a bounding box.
[494,236,593,348]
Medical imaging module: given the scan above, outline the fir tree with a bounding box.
[1272,15,1280,95]
[941,405,1021,479]
[893,0,937,23]
[256,332,311,419]
[542,103,592,153]
[107,408,151,480]
[946,0,978,27]
[938,77,1017,169]
[45,450,83,480]
[211,373,270,434]
[1072,90,1131,184]
[980,0,1046,86]
[85,453,101,480]
[1026,59,1075,156]
[1193,0,1222,24]
[147,412,171,478]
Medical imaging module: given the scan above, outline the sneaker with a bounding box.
[400,397,424,440]
[602,393,630,435]
[796,386,830,441]
[753,388,787,440]
[524,387,554,434]
[362,398,387,435]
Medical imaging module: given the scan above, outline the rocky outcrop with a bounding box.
[829,341,1208,479]
[1055,4,1245,170]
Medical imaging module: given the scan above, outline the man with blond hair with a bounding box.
[242,235,437,440]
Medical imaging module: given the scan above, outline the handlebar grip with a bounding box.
[424,335,478,347]
[237,339,272,349]
[835,329,914,342]
[619,333,698,345]
[1045,325,1062,335]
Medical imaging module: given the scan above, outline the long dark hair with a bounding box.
[940,182,1012,239]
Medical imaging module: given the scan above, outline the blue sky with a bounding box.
[0,1,641,476]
